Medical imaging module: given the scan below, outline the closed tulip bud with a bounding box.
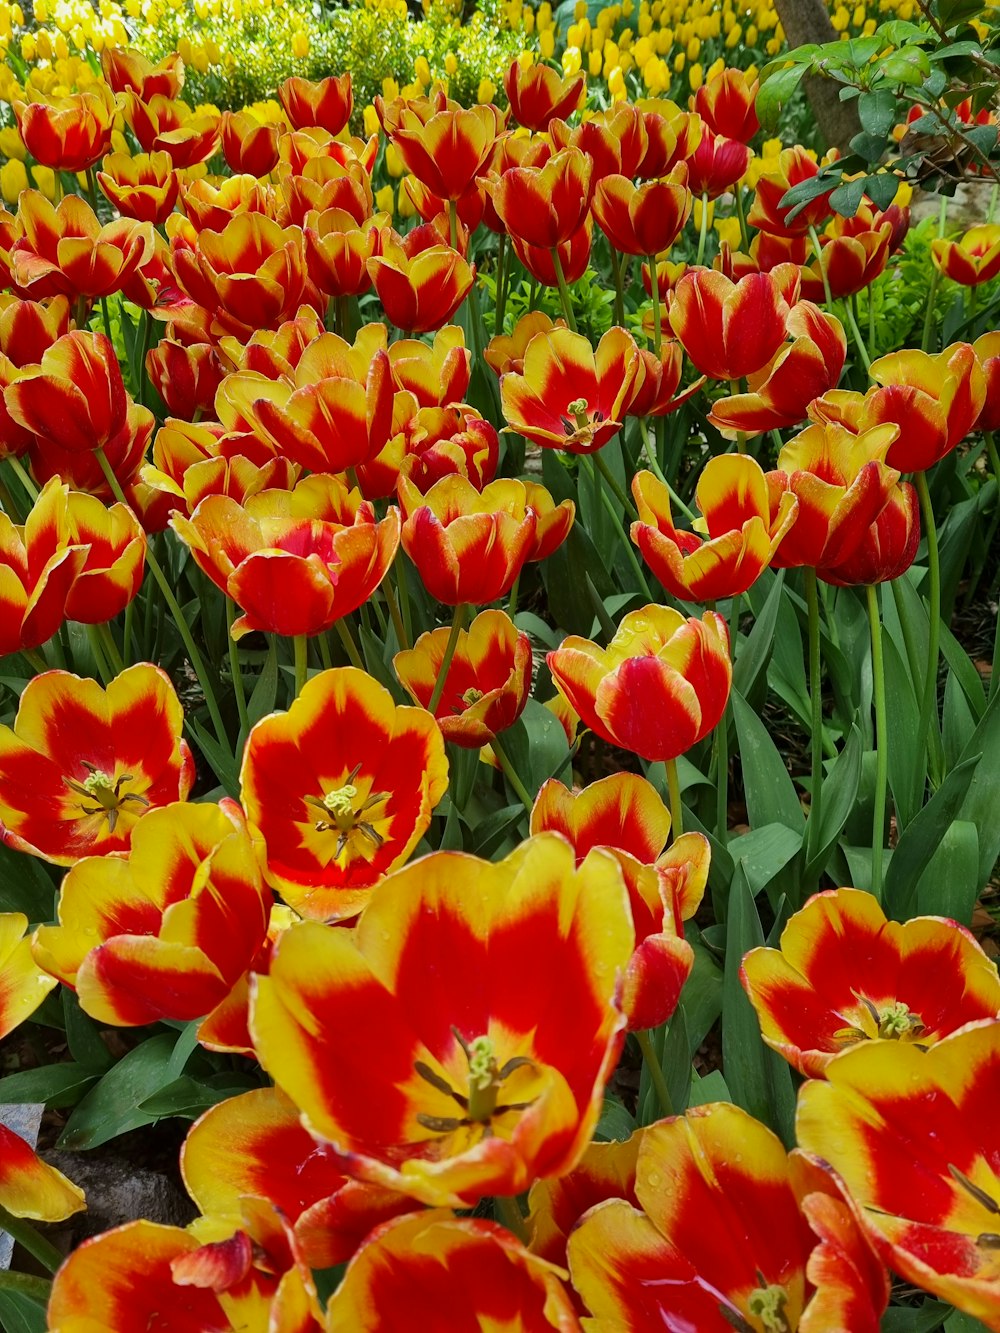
[0,294,71,366]
[367,222,475,333]
[376,92,505,202]
[488,147,594,250]
[693,67,759,143]
[819,481,920,587]
[668,268,794,381]
[278,73,353,136]
[13,84,115,173]
[97,151,179,225]
[547,604,732,762]
[305,208,386,299]
[685,128,752,199]
[932,224,1000,287]
[503,56,585,131]
[220,109,281,178]
[146,338,225,421]
[593,163,691,257]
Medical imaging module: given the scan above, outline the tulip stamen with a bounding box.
[833,994,926,1047]
[305,765,391,860]
[413,1030,536,1138]
[64,765,150,833]
[949,1164,1000,1215]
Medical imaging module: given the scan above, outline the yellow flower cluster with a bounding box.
[542,0,923,104]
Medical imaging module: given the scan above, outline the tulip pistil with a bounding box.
[560,397,606,446]
[65,763,150,834]
[833,994,926,1048]
[460,687,484,707]
[413,1027,535,1137]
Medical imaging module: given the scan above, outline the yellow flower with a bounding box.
[444,51,457,74]
[608,64,626,97]
[689,60,702,89]
[478,77,496,102]
[560,40,579,71]
[673,50,684,71]
[715,215,741,249]
[363,103,380,137]
[746,22,758,42]
[292,30,309,56]
[588,47,602,74]
[693,195,713,230]
[30,163,57,200]
[385,142,405,178]
[686,34,699,59]
[0,157,27,205]
[382,76,399,100]
[0,126,26,161]
[374,182,394,214]
[414,54,431,84]
[398,179,416,217]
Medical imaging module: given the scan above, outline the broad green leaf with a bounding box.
[62,992,114,1075]
[0,1292,48,1333]
[0,1062,97,1109]
[756,62,809,132]
[884,755,980,921]
[804,726,863,881]
[858,88,898,137]
[954,688,1000,886]
[879,1301,949,1332]
[0,842,57,921]
[731,689,805,832]
[57,1032,180,1150]
[687,1068,732,1108]
[884,634,924,830]
[721,867,796,1145]
[728,824,804,896]
[733,570,785,706]
[916,818,979,924]
[943,670,977,771]
[594,1094,635,1143]
[680,928,723,1055]
[138,1073,259,1119]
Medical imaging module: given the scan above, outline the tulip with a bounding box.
[547,604,732,763]
[500,324,640,454]
[97,151,180,225]
[278,155,373,227]
[27,400,155,500]
[234,324,393,473]
[388,324,471,406]
[931,223,1000,285]
[797,1022,1000,1326]
[866,342,987,472]
[693,67,760,143]
[477,134,552,233]
[709,302,848,437]
[770,422,902,569]
[62,488,146,624]
[172,212,310,336]
[220,305,325,379]
[0,477,86,659]
[250,834,633,1204]
[685,129,752,200]
[171,474,400,639]
[398,474,538,605]
[512,216,593,289]
[11,192,154,302]
[6,329,129,453]
[219,109,281,178]
[179,173,275,233]
[403,175,486,234]
[13,85,115,173]
[33,799,271,1028]
[632,457,799,601]
[592,163,691,257]
[397,404,499,491]
[376,92,504,201]
[122,93,220,168]
[820,481,920,587]
[504,57,585,131]
[487,147,594,250]
[240,665,448,919]
[528,1130,644,1269]
[394,609,532,747]
[367,221,475,332]
[326,1212,579,1331]
[0,912,57,1041]
[742,887,1000,1079]
[101,47,184,100]
[279,126,378,176]
[485,310,565,378]
[279,73,354,135]
[801,222,892,301]
[549,102,649,181]
[667,268,793,381]
[0,662,194,864]
[634,97,702,178]
[304,209,386,298]
[0,293,71,366]
[146,338,226,421]
[568,1103,889,1330]
[748,145,834,237]
[625,340,705,419]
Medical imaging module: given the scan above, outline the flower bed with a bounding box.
[1,4,1000,1330]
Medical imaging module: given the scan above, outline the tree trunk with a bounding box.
[772,0,861,153]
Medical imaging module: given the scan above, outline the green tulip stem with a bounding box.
[804,568,824,859]
[647,254,662,356]
[427,602,468,716]
[664,756,684,838]
[293,634,309,698]
[490,731,533,814]
[915,470,943,785]
[866,583,888,902]
[635,1027,673,1118]
[550,247,578,334]
[94,445,229,752]
[226,598,250,738]
[609,245,625,327]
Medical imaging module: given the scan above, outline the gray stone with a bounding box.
[0,1104,44,1269]
[41,1151,195,1245]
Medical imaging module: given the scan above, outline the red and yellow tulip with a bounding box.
[0,911,57,1041]
[504,57,586,132]
[97,152,180,226]
[0,476,87,658]
[250,833,633,1206]
[592,164,691,258]
[240,665,448,920]
[866,342,987,472]
[0,1122,84,1223]
[394,608,532,747]
[376,92,504,202]
[279,74,354,135]
[668,268,795,382]
[932,223,1000,286]
[547,605,732,763]
[741,887,1000,1077]
[487,147,594,250]
[367,221,475,333]
[632,457,799,602]
[0,663,194,864]
[11,192,154,303]
[13,84,116,173]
